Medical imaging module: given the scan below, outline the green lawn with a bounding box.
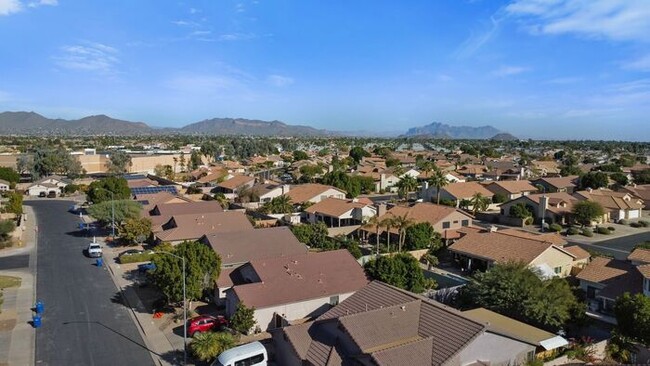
[0,275,21,289]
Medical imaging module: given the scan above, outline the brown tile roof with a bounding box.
[534,176,579,189]
[127,178,159,188]
[203,226,307,267]
[449,230,573,264]
[497,228,567,246]
[283,281,485,366]
[628,248,650,264]
[286,184,346,203]
[576,257,635,283]
[562,245,591,261]
[456,165,487,175]
[232,250,368,309]
[443,182,493,200]
[620,184,650,201]
[217,175,255,190]
[516,192,578,215]
[151,201,223,216]
[363,203,472,235]
[575,189,645,210]
[304,197,370,217]
[486,180,538,194]
[155,211,253,242]
[197,170,228,184]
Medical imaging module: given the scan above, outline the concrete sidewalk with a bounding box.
[0,205,37,366]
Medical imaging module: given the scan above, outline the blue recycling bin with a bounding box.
[32,314,42,328]
[96,258,103,267]
[35,300,44,314]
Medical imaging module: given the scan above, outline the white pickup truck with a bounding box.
[87,241,103,258]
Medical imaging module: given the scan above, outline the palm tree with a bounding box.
[262,194,294,214]
[396,175,418,200]
[428,168,449,205]
[213,192,229,209]
[381,216,396,253]
[190,332,236,362]
[392,214,413,253]
[365,215,382,257]
[469,192,490,214]
[420,160,434,179]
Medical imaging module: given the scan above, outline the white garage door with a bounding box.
[628,210,640,219]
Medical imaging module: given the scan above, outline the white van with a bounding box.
[211,341,267,366]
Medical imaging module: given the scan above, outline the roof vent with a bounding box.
[489,225,498,233]
[400,306,406,311]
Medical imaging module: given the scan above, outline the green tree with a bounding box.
[118,217,152,245]
[0,219,16,243]
[213,192,229,209]
[107,151,132,175]
[4,192,23,215]
[428,169,449,205]
[86,177,131,203]
[392,214,413,252]
[349,146,370,164]
[364,215,382,256]
[201,142,218,163]
[30,146,82,179]
[560,165,583,177]
[190,332,237,362]
[459,262,579,332]
[613,293,650,346]
[492,193,507,204]
[509,203,533,219]
[396,175,418,200]
[404,222,440,251]
[609,172,628,187]
[469,192,490,214]
[189,150,202,170]
[298,164,323,183]
[0,167,20,187]
[579,172,609,190]
[571,200,605,227]
[179,152,186,172]
[292,150,309,161]
[364,253,434,293]
[151,241,221,303]
[380,216,396,253]
[633,169,650,185]
[230,302,256,335]
[261,195,293,214]
[87,200,142,224]
[290,222,329,249]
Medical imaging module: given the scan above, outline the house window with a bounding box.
[527,350,535,361]
[453,220,459,224]
[442,221,450,229]
[554,266,562,274]
[586,286,596,299]
[329,295,339,306]
[461,220,469,227]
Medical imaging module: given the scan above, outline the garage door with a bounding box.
[628,210,640,219]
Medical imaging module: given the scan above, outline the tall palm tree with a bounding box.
[469,192,490,214]
[381,216,396,253]
[263,194,294,214]
[396,175,418,200]
[428,168,449,205]
[392,214,414,252]
[365,215,382,257]
[420,160,434,179]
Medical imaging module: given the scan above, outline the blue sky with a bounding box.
[0,0,649,140]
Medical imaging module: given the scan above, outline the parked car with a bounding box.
[87,242,102,258]
[187,315,228,337]
[211,341,267,366]
[47,191,56,198]
[38,192,46,198]
[137,262,156,274]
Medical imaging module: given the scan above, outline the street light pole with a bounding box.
[156,251,187,365]
[110,191,115,238]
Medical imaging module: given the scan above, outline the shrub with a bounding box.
[118,252,154,264]
[549,223,563,232]
[631,222,643,228]
[608,226,616,231]
[567,227,580,236]
[596,227,611,235]
[524,217,533,225]
[619,219,630,225]
[581,228,593,237]
[639,220,650,227]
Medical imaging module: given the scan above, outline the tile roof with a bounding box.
[197,170,228,184]
[285,184,346,203]
[534,176,579,189]
[443,182,493,200]
[486,180,539,194]
[364,203,472,235]
[231,249,369,309]
[463,308,560,348]
[517,192,578,215]
[449,229,573,264]
[151,201,224,216]
[217,175,255,190]
[282,281,485,366]
[562,245,591,261]
[497,228,567,246]
[155,211,254,242]
[203,226,307,266]
[304,197,371,217]
[126,178,159,188]
[637,264,650,279]
[620,185,650,201]
[575,190,645,210]
[628,248,650,264]
[576,257,644,299]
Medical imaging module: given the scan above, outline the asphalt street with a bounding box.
[0,254,29,270]
[569,231,650,260]
[29,200,154,366]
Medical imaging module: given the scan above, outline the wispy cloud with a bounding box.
[266,75,294,87]
[53,41,120,74]
[455,15,503,59]
[172,19,200,27]
[506,0,650,43]
[622,54,650,72]
[217,32,257,42]
[27,0,57,8]
[545,76,582,85]
[491,65,530,77]
[0,0,56,15]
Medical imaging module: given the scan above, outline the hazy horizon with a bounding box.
[1,0,649,141]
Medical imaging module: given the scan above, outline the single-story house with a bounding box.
[485,180,538,200]
[304,197,376,227]
[225,249,369,331]
[146,200,224,228]
[531,176,579,194]
[576,257,644,314]
[420,181,494,208]
[0,179,10,191]
[574,189,644,221]
[153,211,254,244]
[498,192,580,225]
[273,281,539,366]
[250,183,289,203]
[214,175,256,199]
[285,183,346,204]
[26,175,70,196]
[619,184,650,208]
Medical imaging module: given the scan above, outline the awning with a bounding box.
[539,336,569,350]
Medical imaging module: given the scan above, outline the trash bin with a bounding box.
[32,314,42,328]
[35,300,44,314]
[96,258,103,267]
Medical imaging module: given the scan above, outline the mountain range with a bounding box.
[0,111,512,139]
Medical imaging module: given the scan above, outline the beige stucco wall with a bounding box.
[78,154,109,174]
[530,247,574,277]
[129,154,183,174]
[433,211,473,233]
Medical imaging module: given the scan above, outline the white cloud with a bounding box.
[623,54,650,72]
[491,65,530,77]
[455,15,503,59]
[0,0,22,15]
[218,33,256,41]
[545,76,581,84]
[54,42,120,74]
[506,0,650,42]
[266,75,294,87]
[28,0,57,8]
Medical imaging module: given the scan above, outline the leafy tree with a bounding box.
[613,293,650,346]
[492,193,507,204]
[118,217,152,245]
[30,146,83,179]
[0,167,20,187]
[337,237,363,259]
[16,155,32,175]
[609,172,628,187]
[509,203,534,219]
[4,192,23,215]
[364,253,434,293]
[290,222,329,249]
[560,165,583,177]
[579,172,609,190]
[298,164,323,183]
[633,169,650,185]
[321,171,372,198]
[348,146,370,164]
[201,142,218,163]
[179,152,186,172]
[292,150,309,161]
[151,241,221,303]
[0,219,16,243]
[189,150,202,170]
[597,163,622,172]
[107,151,132,175]
[213,192,229,209]
[428,169,449,205]
[190,332,237,362]
[260,195,293,214]
[404,222,440,251]
[86,177,131,203]
[571,201,605,227]
[87,200,142,224]
[459,262,579,332]
[230,302,256,335]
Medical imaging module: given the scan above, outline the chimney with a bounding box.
[376,203,387,217]
[539,195,549,219]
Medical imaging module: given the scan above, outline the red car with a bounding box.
[187,315,228,337]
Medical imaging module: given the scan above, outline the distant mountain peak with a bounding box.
[403,121,504,139]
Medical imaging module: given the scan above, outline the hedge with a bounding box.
[567,227,580,236]
[631,222,643,228]
[607,226,615,231]
[596,227,611,235]
[549,223,563,232]
[639,220,650,227]
[119,252,154,264]
[581,228,593,237]
[619,219,630,225]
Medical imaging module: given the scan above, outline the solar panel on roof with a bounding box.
[123,174,148,180]
[131,186,178,195]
